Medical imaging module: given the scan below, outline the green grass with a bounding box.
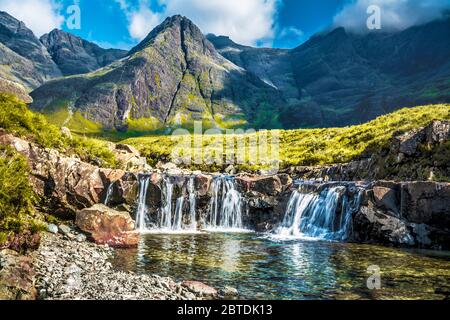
[121,104,450,171]
[0,93,118,168]
[0,146,45,251]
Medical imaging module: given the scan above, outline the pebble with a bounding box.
[47,224,58,234]
[34,234,203,300]
[58,225,71,236]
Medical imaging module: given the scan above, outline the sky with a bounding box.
[0,0,449,50]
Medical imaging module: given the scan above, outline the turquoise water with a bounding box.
[113,232,450,300]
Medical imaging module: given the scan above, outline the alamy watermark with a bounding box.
[367,4,382,30]
[65,1,81,30]
[367,265,381,290]
[170,122,281,173]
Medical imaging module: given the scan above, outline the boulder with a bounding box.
[194,174,213,197]
[372,186,399,216]
[75,204,139,248]
[236,175,282,196]
[400,182,450,229]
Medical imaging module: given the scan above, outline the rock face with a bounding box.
[352,181,450,249]
[0,11,62,91]
[209,19,450,129]
[31,15,280,131]
[40,29,127,76]
[288,120,450,182]
[76,204,139,248]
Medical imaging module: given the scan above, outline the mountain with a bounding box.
[0,11,61,91]
[30,15,281,132]
[209,18,450,128]
[29,14,450,132]
[40,29,128,76]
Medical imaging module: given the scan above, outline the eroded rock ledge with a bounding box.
[1,129,449,250]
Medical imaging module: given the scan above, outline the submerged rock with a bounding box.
[181,281,218,297]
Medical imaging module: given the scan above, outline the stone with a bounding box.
[0,249,37,300]
[181,281,218,296]
[424,120,450,144]
[76,204,139,248]
[372,186,399,216]
[219,286,238,297]
[75,234,87,242]
[236,175,282,196]
[58,225,71,236]
[47,224,58,234]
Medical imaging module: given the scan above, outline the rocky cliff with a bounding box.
[40,29,127,76]
[30,15,281,131]
[1,131,448,250]
[0,11,61,91]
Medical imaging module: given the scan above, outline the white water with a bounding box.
[275,185,362,241]
[207,176,246,232]
[135,175,151,232]
[104,183,114,206]
[188,176,197,230]
[160,177,175,230]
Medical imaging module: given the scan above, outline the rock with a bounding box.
[58,225,71,236]
[194,174,213,197]
[372,185,399,216]
[400,182,450,229]
[76,204,139,248]
[236,175,282,196]
[159,162,178,171]
[424,120,450,144]
[396,128,425,156]
[219,286,238,297]
[0,249,37,300]
[112,144,147,171]
[75,234,87,242]
[225,165,236,175]
[47,224,58,234]
[181,281,217,297]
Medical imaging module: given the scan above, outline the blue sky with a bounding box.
[1,0,449,50]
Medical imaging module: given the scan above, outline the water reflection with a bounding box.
[113,233,450,300]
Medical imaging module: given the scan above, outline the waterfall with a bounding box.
[135,175,151,232]
[173,197,185,231]
[104,183,114,206]
[207,176,245,231]
[188,176,197,230]
[160,177,174,230]
[276,183,362,241]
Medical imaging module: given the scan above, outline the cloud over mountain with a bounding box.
[334,0,450,33]
[0,0,64,36]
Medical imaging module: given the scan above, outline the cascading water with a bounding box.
[208,176,245,231]
[188,176,197,230]
[160,177,174,230]
[104,183,114,206]
[135,175,151,232]
[276,183,362,241]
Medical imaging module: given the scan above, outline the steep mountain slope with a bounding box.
[209,19,450,129]
[30,15,281,132]
[40,29,128,76]
[0,11,62,91]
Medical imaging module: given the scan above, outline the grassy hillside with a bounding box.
[121,104,450,172]
[0,93,118,168]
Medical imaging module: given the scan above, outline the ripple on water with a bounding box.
[112,232,450,300]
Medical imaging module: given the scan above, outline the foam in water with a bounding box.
[275,184,362,241]
[207,176,247,232]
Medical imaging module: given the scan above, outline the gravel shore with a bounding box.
[33,233,202,300]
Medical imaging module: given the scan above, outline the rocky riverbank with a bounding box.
[32,233,209,300]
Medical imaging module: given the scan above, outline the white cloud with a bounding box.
[0,0,64,36]
[115,0,162,40]
[117,0,280,46]
[334,0,450,33]
[160,0,280,46]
